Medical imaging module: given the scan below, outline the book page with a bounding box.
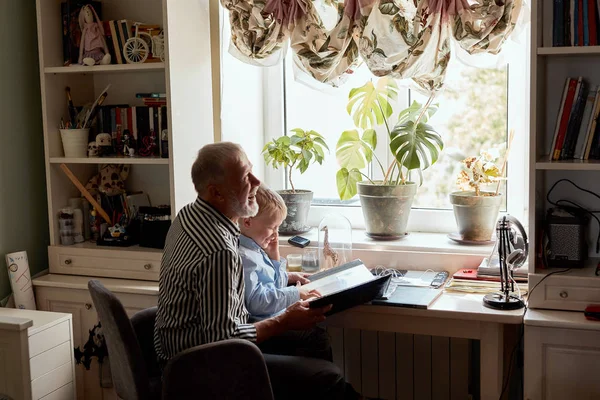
[303,263,374,297]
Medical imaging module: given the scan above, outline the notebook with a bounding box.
[371,286,443,309]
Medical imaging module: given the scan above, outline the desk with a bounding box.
[324,291,525,400]
[33,274,522,400]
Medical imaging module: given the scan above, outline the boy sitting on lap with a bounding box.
[240,184,331,360]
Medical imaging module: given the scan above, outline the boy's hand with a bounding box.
[298,284,321,300]
[277,300,331,331]
[288,272,310,285]
[264,232,280,261]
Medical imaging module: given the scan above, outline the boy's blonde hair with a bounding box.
[255,184,287,220]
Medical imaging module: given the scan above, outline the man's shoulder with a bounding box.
[176,203,238,254]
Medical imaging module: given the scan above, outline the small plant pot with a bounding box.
[277,190,313,235]
[449,191,502,242]
[357,182,417,240]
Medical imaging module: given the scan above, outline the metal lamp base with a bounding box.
[483,293,525,310]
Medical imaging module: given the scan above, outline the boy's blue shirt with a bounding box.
[239,234,299,320]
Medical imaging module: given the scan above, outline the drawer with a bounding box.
[29,320,70,358]
[49,245,161,281]
[30,341,71,381]
[39,382,74,400]
[31,361,72,400]
[546,285,600,303]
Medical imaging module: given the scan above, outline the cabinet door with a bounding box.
[525,325,600,400]
[35,286,157,400]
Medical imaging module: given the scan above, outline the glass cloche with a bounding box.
[318,213,352,271]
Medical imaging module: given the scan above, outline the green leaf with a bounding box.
[347,77,399,129]
[336,129,372,169]
[379,0,399,15]
[314,137,330,151]
[336,168,362,200]
[361,129,377,150]
[390,119,443,173]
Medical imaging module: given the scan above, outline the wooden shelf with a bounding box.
[49,157,169,165]
[44,63,165,74]
[536,156,600,170]
[537,46,600,56]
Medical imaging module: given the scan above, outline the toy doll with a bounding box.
[78,5,111,66]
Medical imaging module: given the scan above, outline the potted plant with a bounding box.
[263,128,329,234]
[335,77,444,239]
[449,148,505,242]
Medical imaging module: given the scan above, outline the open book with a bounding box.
[306,260,391,316]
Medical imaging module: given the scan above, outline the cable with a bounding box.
[499,324,523,400]
[525,268,572,309]
[497,268,572,400]
[546,178,600,252]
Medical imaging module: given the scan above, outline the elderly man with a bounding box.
[154,142,361,400]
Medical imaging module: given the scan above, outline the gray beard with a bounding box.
[227,190,258,218]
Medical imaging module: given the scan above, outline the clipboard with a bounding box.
[307,260,391,316]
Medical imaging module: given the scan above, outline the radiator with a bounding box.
[328,328,476,400]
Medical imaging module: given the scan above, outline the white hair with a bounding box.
[191,142,244,195]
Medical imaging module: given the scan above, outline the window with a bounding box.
[221,12,529,233]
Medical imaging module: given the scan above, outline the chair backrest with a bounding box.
[130,306,161,379]
[87,280,151,400]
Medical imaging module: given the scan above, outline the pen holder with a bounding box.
[60,128,90,158]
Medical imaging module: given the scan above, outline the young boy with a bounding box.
[240,184,319,320]
[240,184,331,360]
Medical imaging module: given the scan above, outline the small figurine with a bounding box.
[95,133,112,157]
[78,5,111,66]
[87,141,98,157]
[320,225,340,270]
[122,131,133,156]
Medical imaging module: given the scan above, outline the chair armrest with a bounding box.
[162,339,274,400]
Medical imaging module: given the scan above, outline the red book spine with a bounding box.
[554,78,579,160]
[115,107,123,155]
[590,0,598,45]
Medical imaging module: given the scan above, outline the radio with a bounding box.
[545,207,589,268]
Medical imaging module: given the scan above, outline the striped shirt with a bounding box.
[154,197,257,363]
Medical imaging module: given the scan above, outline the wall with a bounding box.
[0,0,49,303]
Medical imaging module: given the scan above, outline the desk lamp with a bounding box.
[483,215,528,310]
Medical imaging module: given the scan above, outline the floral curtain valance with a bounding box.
[220,0,523,91]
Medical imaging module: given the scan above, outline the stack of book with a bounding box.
[446,258,528,295]
[552,0,599,47]
[549,77,600,161]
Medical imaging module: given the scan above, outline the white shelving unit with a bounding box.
[34,0,216,398]
[526,1,600,398]
[529,0,600,305]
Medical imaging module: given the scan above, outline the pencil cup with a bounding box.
[60,128,89,158]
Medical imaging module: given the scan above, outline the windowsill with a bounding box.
[279,228,494,256]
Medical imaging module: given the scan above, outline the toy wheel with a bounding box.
[123,37,149,64]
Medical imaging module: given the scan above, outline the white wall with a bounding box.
[0,0,49,303]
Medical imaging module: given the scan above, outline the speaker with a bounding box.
[545,207,588,268]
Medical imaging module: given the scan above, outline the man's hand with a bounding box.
[288,272,310,285]
[298,284,321,300]
[264,232,280,261]
[277,300,332,331]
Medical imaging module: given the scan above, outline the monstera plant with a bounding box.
[335,77,444,239]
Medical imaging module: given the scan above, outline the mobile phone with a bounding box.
[288,236,311,248]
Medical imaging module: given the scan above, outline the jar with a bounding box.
[58,208,75,245]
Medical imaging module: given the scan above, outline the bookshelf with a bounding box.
[44,63,165,74]
[34,0,215,398]
[529,0,600,306]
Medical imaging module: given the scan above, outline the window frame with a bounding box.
[261,40,530,233]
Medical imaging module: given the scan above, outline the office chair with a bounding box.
[87,279,274,400]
